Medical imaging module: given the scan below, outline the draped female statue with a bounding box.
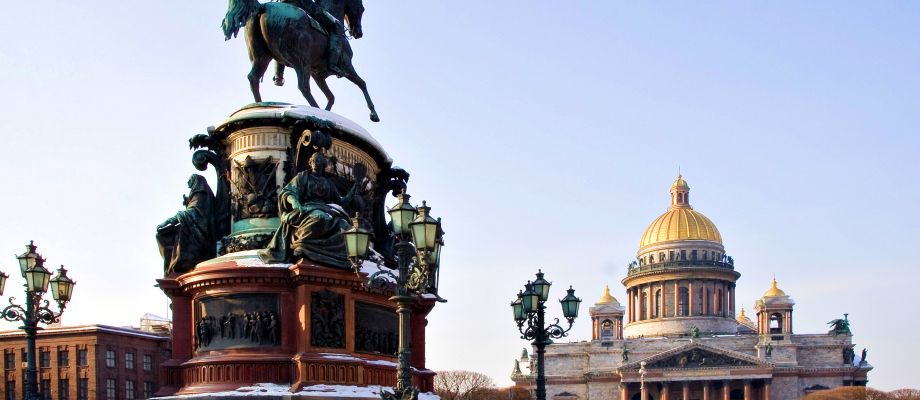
[260,152,356,268]
[156,174,217,275]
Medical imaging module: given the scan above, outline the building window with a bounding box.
[37,350,50,369]
[59,378,70,400]
[105,350,116,368]
[680,250,686,260]
[678,287,689,316]
[78,378,88,400]
[126,380,136,400]
[143,355,152,372]
[105,379,116,400]
[58,350,69,367]
[143,381,154,399]
[41,379,51,400]
[716,290,724,314]
[3,353,13,370]
[691,250,697,260]
[654,289,662,318]
[77,349,88,367]
[6,380,15,400]
[125,352,135,370]
[770,313,784,334]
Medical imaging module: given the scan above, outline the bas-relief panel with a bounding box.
[354,301,397,356]
[194,293,281,351]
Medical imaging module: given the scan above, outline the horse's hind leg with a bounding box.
[248,55,272,103]
[313,73,335,111]
[273,62,285,87]
[344,68,379,122]
[294,68,319,108]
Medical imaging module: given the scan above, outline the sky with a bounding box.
[0,0,918,391]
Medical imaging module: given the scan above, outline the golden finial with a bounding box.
[763,276,787,297]
[596,284,617,305]
[738,306,746,318]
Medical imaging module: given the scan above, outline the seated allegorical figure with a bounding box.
[156,174,217,276]
[260,152,356,268]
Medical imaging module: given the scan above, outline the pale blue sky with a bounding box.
[0,1,917,391]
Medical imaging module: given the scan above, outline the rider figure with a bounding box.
[274,0,347,86]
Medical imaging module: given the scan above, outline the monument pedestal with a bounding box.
[157,253,435,396]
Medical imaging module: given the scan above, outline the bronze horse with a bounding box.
[223,0,379,122]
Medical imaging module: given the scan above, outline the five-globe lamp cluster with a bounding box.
[3,241,76,400]
[1,241,75,308]
[510,270,582,400]
[344,192,443,293]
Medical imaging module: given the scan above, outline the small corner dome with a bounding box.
[595,285,619,306]
[762,278,787,298]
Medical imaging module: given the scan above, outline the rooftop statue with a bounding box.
[222,0,379,122]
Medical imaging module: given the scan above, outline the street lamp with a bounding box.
[344,194,445,400]
[2,241,76,400]
[510,270,581,400]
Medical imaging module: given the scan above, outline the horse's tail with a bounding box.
[222,0,262,40]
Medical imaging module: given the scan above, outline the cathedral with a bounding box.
[511,176,871,400]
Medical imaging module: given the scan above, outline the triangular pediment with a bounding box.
[621,341,769,370]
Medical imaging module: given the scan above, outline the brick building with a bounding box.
[0,325,169,400]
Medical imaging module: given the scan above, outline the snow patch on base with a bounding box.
[170,383,439,399]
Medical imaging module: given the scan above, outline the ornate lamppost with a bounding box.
[0,241,76,400]
[511,270,582,400]
[344,193,445,400]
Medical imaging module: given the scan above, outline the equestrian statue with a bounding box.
[222,0,380,122]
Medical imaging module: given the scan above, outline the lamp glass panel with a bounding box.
[511,300,525,322]
[521,292,534,313]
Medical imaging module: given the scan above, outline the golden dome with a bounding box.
[639,175,721,249]
[763,278,787,298]
[736,306,752,323]
[596,285,619,305]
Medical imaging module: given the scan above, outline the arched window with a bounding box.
[601,320,614,339]
[678,287,689,316]
[640,292,648,320]
[654,289,661,318]
[770,313,784,334]
[678,193,684,203]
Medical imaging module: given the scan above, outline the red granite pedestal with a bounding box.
[156,256,436,396]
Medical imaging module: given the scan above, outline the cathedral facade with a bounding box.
[511,176,871,400]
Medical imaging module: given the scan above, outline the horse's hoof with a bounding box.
[370,112,380,122]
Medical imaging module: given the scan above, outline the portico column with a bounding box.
[703,382,710,400]
[722,381,730,400]
[744,380,752,400]
[641,381,648,400]
[660,383,669,400]
[762,381,771,400]
[688,281,694,315]
[674,281,679,317]
[682,382,689,400]
[620,382,629,400]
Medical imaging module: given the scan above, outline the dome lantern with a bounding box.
[670,174,691,208]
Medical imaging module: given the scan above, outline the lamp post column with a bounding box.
[534,301,546,400]
[24,292,39,400]
[392,241,414,393]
